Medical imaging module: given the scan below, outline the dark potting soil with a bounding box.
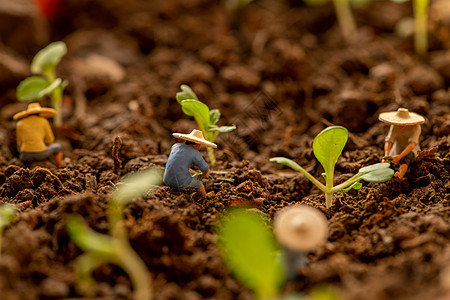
[0,0,449,299]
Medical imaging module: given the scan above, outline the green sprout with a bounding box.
[176,84,236,166]
[16,41,68,126]
[391,0,429,55]
[217,208,285,299]
[66,168,162,300]
[270,126,394,209]
[217,209,343,300]
[303,0,369,43]
[0,204,18,257]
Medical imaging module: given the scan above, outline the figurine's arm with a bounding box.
[391,142,415,164]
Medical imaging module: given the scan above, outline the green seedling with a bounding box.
[67,168,162,300]
[270,126,394,208]
[391,0,429,55]
[176,84,236,166]
[383,155,393,162]
[304,0,369,43]
[0,204,18,257]
[217,208,343,300]
[17,41,68,126]
[217,208,285,299]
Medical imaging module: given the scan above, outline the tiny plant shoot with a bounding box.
[17,41,67,126]
[303,0,368,43]
[0,204,18,257]
[176,84,236,166]
[391,0,429,55]
[67,168,162,300]
[270,126,394,209]
[217,208,285,299]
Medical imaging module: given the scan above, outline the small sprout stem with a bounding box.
[332,0,357,43]
[414,0,429,55]
[207,147,216,166]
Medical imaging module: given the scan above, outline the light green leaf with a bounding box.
[360,167,394,182]
[313,126,348,177]
[31,41,67,76]
[270,157,303,173]
[113,168,163,205]
[180,99,211,128]
[208,125,236,133]
[16,77,62,101]
[210,109,221,125]
[176,84,198,103]
[218,209,284,298]
[66,214,117,257]
[340,181,362,193]
[0,204,17,229]
[358,162,391,175]
[270,157,327,192]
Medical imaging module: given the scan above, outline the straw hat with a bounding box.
[274,205,328,252]
[378,108,425,126]
[13,103,56,120]
[173,129,217,148]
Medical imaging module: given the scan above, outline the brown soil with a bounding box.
[0,0,449,299]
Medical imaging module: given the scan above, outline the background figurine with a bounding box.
[273,205,328,281]
[379,107,425,180]
[163,129,217,197]
[14,103,63,167]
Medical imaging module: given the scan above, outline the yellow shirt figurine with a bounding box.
[378,108,425,180]
[13,103,63,167]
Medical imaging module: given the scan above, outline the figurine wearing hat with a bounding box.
[13,103,63,167]
[274,205,328,280]
[163,129,217,197]
[379,108,425,180]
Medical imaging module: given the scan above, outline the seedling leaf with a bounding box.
[360,167,394,182]
[208,125,237,133]
[210,109,221,125]
[66,214,117,257]
[16,77,62,101]
[340,182,362,193]
[218,209,284,298]
[176,84,198,103]
[179,99,210,128]
[0,205,17,229]
[113,168,163,205]
[31,41,67,76]
[313,126,348,177]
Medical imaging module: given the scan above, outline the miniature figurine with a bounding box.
[273,205,328,280]
[163,129,217,197]
[13,103,63,167]
[379,108,425,180]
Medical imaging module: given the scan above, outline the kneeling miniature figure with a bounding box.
[163,129,217,197]
[379,108,425,180]
[14,103,63,167]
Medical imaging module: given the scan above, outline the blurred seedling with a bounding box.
[66,168,162,300]
[0,204,18,257]
[391,0,429,55]
[217,208,342,300]
[176,84,236,166]
[304,0,370,43]
[217,208,285,299]
[271,126,394,208]
[16,41,68,126]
